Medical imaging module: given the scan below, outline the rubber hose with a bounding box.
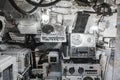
[8,0,38,15]
[26,0,61,7]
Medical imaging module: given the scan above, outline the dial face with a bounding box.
[83,77,93,80]
[87,37,92,43]
[71,34,82,46]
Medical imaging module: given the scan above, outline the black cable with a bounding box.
[75,0,98,6]
[8,0,38,15]
[93,3,112,16]
[24,34,37,68]
[26,0,61,7]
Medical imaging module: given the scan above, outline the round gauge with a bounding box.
[87,37,92,43]
[83,77,93,80]
[71,34,82,46]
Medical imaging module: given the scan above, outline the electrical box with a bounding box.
[0,55,17,80]
[1,48,31,73]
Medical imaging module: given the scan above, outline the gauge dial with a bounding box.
[71,34,82,46]
[87,37,92,43]
[83,77,93,80]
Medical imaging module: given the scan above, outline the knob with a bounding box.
[42,24,54,34]
[69,67,75,74]
[78,67,84,74]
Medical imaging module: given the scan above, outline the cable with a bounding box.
[26,0,61,7]
[24,34,37,68]
[8,0,38,15]
[93,3,113,16]
[75,0,90,6]
[75,0,98,6]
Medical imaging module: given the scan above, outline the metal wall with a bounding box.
[114,5,120,80]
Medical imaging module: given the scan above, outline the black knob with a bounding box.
[69,67,75,74]
[78,67,84,74]
[83,77,93,80]
[42,24,54,34]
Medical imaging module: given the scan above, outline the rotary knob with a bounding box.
[78,67,84,74]
[69,67,75,74]
[42,24,54,34]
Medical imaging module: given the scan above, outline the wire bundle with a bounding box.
[8,0,61,15]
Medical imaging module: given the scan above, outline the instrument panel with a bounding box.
[70,33,96,47]
[62,63,102,80]
[40,24,66,42]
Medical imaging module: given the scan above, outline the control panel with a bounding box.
[62,63,101,80]
[70,33,96,58]
[62,63,101,76]
[40,24,66,42]
[70,47,96,58]
[70,33,96,47]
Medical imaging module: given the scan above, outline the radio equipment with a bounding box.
[0,55,18,80]
[9,32,25,42]
[17,14,41,34]
[40,24,66,42]
[70,33,96,47]
[1,48,31,73]
[70,33,96,58]
[62,63,102,80]
[48,51,59,64]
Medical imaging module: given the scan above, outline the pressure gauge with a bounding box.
[71,34,82,46]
